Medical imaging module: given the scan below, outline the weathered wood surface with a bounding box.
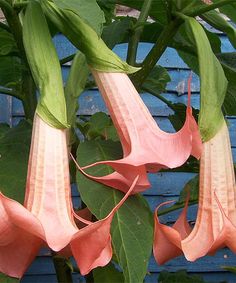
[0,33,236,282]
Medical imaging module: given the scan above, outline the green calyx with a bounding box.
[184,17,227,141]
[23,1,69,129]
[41,0,139,74]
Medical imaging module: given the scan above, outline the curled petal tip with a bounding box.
[83,70,202,193]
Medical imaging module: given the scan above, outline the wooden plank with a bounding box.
[21,269,236,283]
[0,94,12,125]
[23,249,236,275]
[146,272,236,283]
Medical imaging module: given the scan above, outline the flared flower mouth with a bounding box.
[0,114,138,278]
[76,71,202,194]
[153,120,236,264]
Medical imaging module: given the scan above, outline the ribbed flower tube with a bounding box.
[0,114,137,278]
[78,71,202,194]
[153,121,236,264]
[182,120,236,260]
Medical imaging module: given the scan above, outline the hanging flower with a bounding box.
[0,114,137,278]
[77,71,202,194]
[153,121,236,264]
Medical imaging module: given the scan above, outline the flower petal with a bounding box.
[153,195,191,265]
[79,71,202,193]
[70,175,138,275]
[182,121,236,261]
[0,194,44,278]
[24,114,78,251]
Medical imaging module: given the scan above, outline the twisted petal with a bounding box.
[153,121,236,265]
[79,71,202,193]
[153,195,191,264]
[0,194,44,278]
[0,114,137,278]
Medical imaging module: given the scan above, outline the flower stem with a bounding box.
[0,87,20,98]
[52,254,74,283]
[126,0,153,65]
[131,19,182,89]
[142,85,176,111]
[21,72,37,120]
[158,201,197,216]
[2,4,37,120]
[186,0,236,17]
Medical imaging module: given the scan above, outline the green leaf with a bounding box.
[52,0,105,35]
[222,266,236,273]
[0,273,19,283]
[142,65,171,95]
[200,10,236,49]
[217,52,236,116]
[158,175,199,216]
[185,17,227,141]
[158,270,206,283]
[0,123,10,138]
[97,0,116,24]
[109,0,169,25]
[93,262,124,283]
[65,52,89,126]
[0,29,18,56]
[0,120,32,204]
[42,0,138,74]
[77,112,119,141]
[176,175,199,206]
[218,2,236,23]
[102,17,133,49]
[23,1,68,129]
[0,56,22,89]
[76,140,153,283]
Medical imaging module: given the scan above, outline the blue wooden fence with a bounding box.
[0,32,236,283]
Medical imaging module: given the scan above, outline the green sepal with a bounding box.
[185,17,227,141]
[65,52,89,126]
[23,1,69,129]
[42,0,139,74]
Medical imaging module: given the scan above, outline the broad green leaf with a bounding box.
[158,270,206,283]
[108,0,168,25]
[142,65,171,96]
[23,1,68,129]
[0,120,32,204]
[185,17,227,141]
[176,175,199,206]
[219,3,236,23]
[218,52,236,115]
[158,175,199,216]
[93,263,124,283]
[0,273,19,283]
[222,266,236,273]
[77,112,119,141]
[201,10,236,49]
[0,56,22,89]
[42,0,138,74]
[0,123,10,138]
[0,29,18,56]
[169,103,199,131]
[102,17,133,49]
[65,52,89,126]
[76,140,153,283]
[97,0,116,24]
[52,0,105,35]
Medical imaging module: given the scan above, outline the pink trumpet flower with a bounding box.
[78,71,202,194]
[153,121,236,264]
[0,114,137,278]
